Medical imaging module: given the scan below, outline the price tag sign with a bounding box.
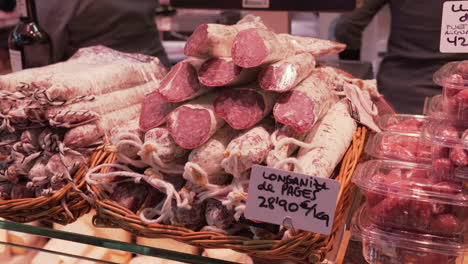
[244,165,341,235]
[440,1,468,53]
[242,0,270,9]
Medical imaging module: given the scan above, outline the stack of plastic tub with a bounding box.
[350,61,468,263]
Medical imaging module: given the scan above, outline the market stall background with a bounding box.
[0,0,464,263]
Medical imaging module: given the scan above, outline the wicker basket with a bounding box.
[90,126,368,263]
[0,150,110,224]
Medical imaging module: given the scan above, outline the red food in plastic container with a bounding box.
[433,60,468,121]
[421,119,468,179]
[377,114,427,133]
[353,160,467,237]
[365,132,432,164]
[351,206,467,264]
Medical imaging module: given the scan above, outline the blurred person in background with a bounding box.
[0,0,170,66]
[335,0,468,114]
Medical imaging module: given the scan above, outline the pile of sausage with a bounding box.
[85,17,377,238]
[0,46,168,200]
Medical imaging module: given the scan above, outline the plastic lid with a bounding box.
[433,61,468,89]
[352,159,467,206]
[421,119,468,148]
[365,132,432,164]
[377,114,427,133]
[351,206,467,254]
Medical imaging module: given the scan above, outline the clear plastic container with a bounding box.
[365,132,432,164]
[376,114,427,133]
[421,119,468,179]
[353,159,468,236]
[351,206,467,264]
[423,94,449,120]
[433,61,468,121]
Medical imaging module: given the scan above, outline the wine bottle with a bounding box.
[8,0,52,72]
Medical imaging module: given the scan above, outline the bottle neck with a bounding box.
[18,0,38,22]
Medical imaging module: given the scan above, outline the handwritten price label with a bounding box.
[244,165,341,235]
[440,1,468,53]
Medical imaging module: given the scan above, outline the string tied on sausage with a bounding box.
[57,143,94,205]
[32,85,96,106]
[183,162,223,190]
[49,110,101,128]
[111,137,147,169]
[221,180,249,220]
[273,157,304,174]
[138,142,185,174]
[221,151,244,180]
[85,163,190,224]
[0,113,15,133]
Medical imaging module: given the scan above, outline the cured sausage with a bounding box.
[213,85,277,130]
[258,53,316,92]
[184,21,267,58]
[273,68,339,133]
[266,125,307,169]
[294,100,357,178]
[222,119,274,179]
[157,58,211,103]
[183,125,238,188]
[232,28,345,68]
[139,91,175,132]
[167,93,225,149]
[139,127,188,172]
[197,57,259,87]
[63,104,142,148]
[48,82,155,127]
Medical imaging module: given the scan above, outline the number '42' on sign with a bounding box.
[244,165,341,235]
[440,1,468,53]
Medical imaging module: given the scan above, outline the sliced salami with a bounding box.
[273,68,340,133]
[258,53,316,92]
[295,100,357,178]
[232,28,346,68]
[198,57,260,87]
[183,125,238,188]
[213,85,277,130]
[222,119,274,179]
[157,57,211,103]
[139,91,175,131]
[167,92,225,149]
[184,21,267,58]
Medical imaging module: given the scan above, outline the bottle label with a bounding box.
[9,49,23,72]
[23,43,52,68]
[17,0,28,18]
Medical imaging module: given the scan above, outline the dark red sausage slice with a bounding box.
[158,60,203,102]
[139,91,174,131]
[198,58,243,87]
[214,88,271,130]
[167,106,213,149]
[273,91,315,133]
